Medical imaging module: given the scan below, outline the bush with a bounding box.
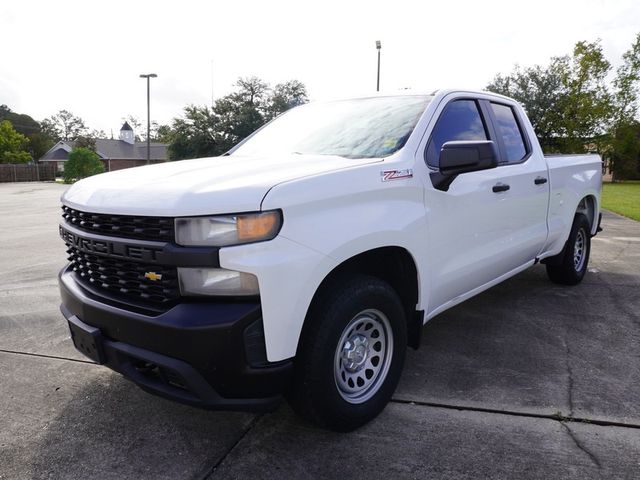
[64,147,104,183]
[0,119,32,164]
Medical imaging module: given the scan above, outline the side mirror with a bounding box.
[439,140,498,175]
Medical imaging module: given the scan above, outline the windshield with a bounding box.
[231,95,432,159]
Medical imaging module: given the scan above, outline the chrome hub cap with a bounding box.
[574,229,586,272]
[334,309,393,404]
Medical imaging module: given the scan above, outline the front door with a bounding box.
[422,97,548,312]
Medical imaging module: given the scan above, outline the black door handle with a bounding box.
[492,183,510,193]
[534,176,548,185]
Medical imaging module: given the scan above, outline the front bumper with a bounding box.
[59,266,292,411]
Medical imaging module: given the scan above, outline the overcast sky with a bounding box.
[1,0,638,135]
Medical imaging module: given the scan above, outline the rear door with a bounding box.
[485,100,550,263]
[422,94,549,312]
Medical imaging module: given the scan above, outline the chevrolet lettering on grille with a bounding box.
[59,225,162,262]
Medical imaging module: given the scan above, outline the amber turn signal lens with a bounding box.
[237,211,281,242]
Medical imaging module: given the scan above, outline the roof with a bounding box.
[39,139,168,162]
[313,88,518,104]
[92,139,168,160]
[120,121,133,131]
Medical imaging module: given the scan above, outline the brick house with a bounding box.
[39,122,168,172]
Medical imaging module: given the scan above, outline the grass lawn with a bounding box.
[601,182,640,222]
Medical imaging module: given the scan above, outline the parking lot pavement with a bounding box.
[0,353,255,480]
[395,209,640,426]
[0,182,82,361]
[1,182,639,479]
[210,404,640,480]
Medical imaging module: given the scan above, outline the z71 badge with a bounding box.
[380,169,413,182]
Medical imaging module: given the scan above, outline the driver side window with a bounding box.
[425,100,488,168]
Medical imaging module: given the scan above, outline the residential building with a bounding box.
[39,122,168,172]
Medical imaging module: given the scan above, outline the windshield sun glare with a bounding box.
[232,96,432,159]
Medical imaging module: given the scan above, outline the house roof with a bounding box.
[39,139,168,162]
[120,121,133,131]
[92,139,168,160]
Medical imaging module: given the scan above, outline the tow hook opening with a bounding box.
[133,360,189,391]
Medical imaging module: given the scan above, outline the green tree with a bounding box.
[613,34,640,125]
[213,76,306,147]
[0,105,55,159]
[75,135,97,151]
[139,120,169,142]
[266,80,308,120]
[234,76,270,106]
[557,41,613,152]
[168,77,308,160]
[486,39,614,153]
[0,104,40,136]
[610,33,640,179]
[42,110,88,141]
[63,147,104,183]
[89,129,108,139]
[168,105,223,160]
[487,62,566,152]
[154,124,174,143]
[214,76,270,145]
[609,122,640,179]
[27,132,56,160]
[0,120,32,163]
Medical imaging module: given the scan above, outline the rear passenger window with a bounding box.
[490,103,527,163]
[426,100,488,167]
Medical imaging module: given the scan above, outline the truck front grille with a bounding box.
[66,246,180,307]
[62,206,174,242]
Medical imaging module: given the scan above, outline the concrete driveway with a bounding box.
[1,182,639,479]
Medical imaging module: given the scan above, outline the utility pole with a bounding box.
[139,73,157,165]
[376,40,382,92]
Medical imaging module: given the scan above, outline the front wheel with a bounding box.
[287,275,407,432]
[546,213,591,285]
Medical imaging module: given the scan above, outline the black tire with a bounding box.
[546,213,591,285]
[287,275,407,432]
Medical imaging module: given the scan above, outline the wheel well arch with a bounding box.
[576,194,597,233]
[299,246,422,353]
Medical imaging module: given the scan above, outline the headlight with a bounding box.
[175,210,282,247]
[178,268,259,296]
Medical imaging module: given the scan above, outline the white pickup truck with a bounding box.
[59,89,602,431]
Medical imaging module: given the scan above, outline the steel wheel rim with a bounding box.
[574,228,586,272]
[334,309,393,404]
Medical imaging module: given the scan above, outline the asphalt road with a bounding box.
[1,182,639,479]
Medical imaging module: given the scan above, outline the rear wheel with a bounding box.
[546,213,591,285]
[287,275,407,432]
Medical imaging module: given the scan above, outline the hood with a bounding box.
[62,154,380,216]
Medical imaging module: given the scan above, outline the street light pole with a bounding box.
[139,73,157,165]
[376,40,381,92]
